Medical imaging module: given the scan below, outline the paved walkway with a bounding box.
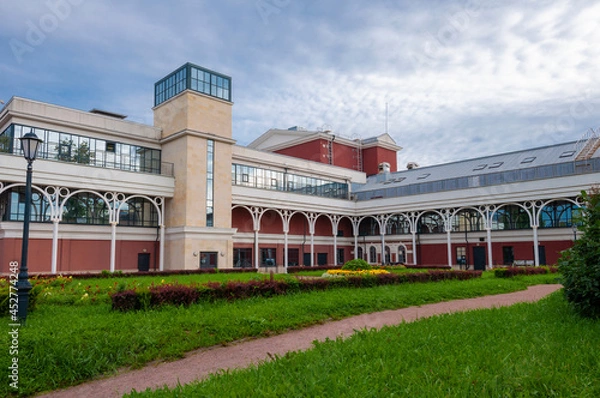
[39,284,562,398]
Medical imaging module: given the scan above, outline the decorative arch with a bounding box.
[536,197,582,228]
[490,202,534,230]
[59,188,115,223]
[384,212,411,235]
[118,194,164,226]
[356,215,381,236]
[450,206,486,232]
[415,209,446,234]
[0,182,58,221]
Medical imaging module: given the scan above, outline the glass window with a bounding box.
[369,246,377,263]
[4,124,162,174]
[261,248,276,266]
[206,140,214,227]
[118,197,159,227]
[200,252,218,269]
[231,163,348,199]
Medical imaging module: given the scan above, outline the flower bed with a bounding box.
[111,270,483,312]
[325,269,390,277]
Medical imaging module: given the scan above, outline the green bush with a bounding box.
[342,259,372,271]
[558,187,600,318]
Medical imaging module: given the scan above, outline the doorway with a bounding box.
[502,246,514,265]
[473,246,486,271]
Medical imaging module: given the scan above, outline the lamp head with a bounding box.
[19,132,43,162]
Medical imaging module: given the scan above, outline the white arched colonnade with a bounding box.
[0,182,166,273]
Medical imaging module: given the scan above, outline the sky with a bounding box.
[1,0,599,168]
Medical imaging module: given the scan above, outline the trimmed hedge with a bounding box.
[494,266,558,278]
[111,270,482,312]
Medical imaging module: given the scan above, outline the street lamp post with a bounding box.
[17,131,43,323]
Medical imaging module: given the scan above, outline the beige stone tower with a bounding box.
[153,63,236,269]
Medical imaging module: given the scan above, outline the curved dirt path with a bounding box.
[38,284,562,398]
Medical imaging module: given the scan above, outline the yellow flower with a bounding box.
[326,269,389,277]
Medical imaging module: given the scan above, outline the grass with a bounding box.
[23,266,450,307]
[128,292,600,397]
[27,271,269,306]
[0,272,559,396]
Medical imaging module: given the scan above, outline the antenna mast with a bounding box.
[385,102,389,134]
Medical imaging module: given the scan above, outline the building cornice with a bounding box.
[165,226,237,241]
[1,97,162,147]
[160,128,237,145]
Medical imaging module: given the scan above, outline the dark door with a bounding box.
[138,253,150,272]
[502,246,514,265]
[473,247,486,271]
[317,253,328,266]
[537,246,546,265]
[303,253,311,266]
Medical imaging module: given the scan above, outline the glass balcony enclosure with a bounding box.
[1,124,162,175]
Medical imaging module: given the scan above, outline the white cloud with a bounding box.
[1,0,598,169]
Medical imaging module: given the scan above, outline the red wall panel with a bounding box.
[232,207,254,232]
[276,140,325,163]
[0,238,159,273]
[362,147,398,176]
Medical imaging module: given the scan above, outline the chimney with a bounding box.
[378,162,391,174]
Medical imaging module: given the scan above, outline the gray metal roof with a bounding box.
[354,140,598,194]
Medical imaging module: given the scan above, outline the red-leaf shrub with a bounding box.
[111,290,140,311]
[297,277,331,291]
[494,266,558,278]
[149,284,200,307]
[110,270,482,312]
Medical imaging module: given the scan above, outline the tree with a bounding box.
[55,139,93,164]
[558,187,600,318]
[0,134,11,153]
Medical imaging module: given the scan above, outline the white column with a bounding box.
[446,229,452,267]
[159,224,165,271]
[159,202,165,271]
[381,234,386,265]
[411,232,417,265]
[333,233,338,266]
[110,221,117,272]
[533,226,540,266]
[283,230,289,269]
[486,227,493,269]
[254,229,259,269]
[51,219,59,274]
[354,234,358,260]
[310,233,314,266]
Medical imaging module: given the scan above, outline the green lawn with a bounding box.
[128,291,600,397]
[0,272,559,396]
